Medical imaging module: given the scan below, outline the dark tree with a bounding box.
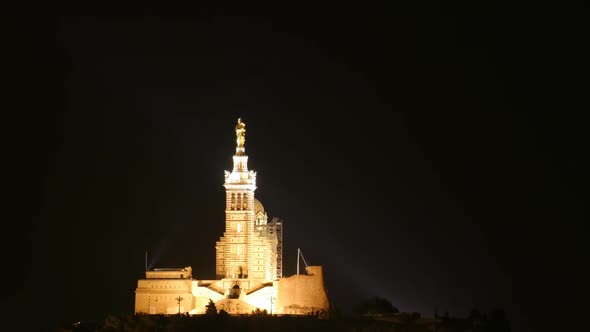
[251,308,268,316]
[352,296,399,316]
[205,299,218,316]
[218,309,230,319]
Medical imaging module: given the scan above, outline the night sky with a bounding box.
[7,3,588,331]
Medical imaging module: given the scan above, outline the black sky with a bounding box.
[6,3,589,331]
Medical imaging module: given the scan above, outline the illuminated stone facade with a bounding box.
[134,118,328,316]
[215,121,282,280]
[134,267,195,315]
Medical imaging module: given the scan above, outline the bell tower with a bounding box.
[216,118,257,279]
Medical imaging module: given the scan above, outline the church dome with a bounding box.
[254,198,265,215]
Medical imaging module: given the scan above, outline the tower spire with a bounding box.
[225,118,255,185]
[235,117,246,156]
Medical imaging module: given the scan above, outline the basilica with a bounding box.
[134,118,330,315]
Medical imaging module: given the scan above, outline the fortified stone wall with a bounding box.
[135,283,194,314]
[277,266,329,315]
[135,269,195,314]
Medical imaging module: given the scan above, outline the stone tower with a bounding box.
[215,118,281,281]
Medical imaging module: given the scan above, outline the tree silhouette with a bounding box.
[251,308,268,316]
[205,299,218,316]
[218,309,230,319]
[352,296,399,316]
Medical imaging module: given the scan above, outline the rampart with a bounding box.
[277,266,329,315]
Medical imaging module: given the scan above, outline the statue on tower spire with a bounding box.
[235,117,246,148]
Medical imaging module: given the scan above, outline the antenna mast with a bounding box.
[297,248,309,275]
[145,250,147,271]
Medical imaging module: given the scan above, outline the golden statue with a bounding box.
[235,118,246,147]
